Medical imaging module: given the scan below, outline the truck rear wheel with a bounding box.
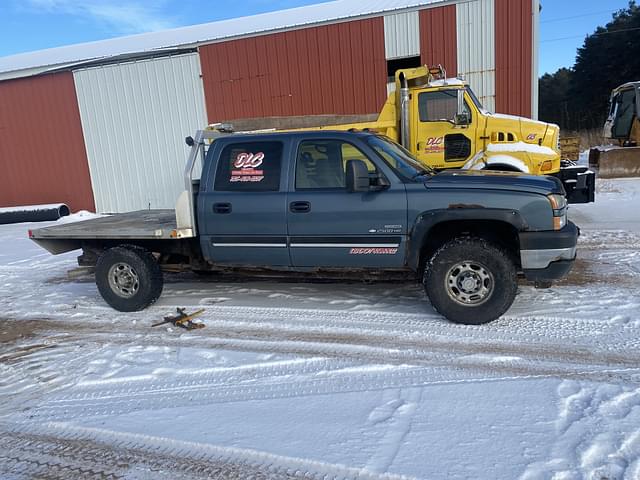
[424,237,517,325]
[96,246,163,312]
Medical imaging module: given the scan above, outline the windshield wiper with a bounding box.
[411,168,433,179]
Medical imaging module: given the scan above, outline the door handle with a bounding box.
[289,201,311,213]
[213,202,232,214]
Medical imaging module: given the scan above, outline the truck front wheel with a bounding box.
[424,237,517,325]
[96,246,163,312]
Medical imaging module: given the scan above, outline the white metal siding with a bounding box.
[456,0,495,112]
[384,11,420,60]
[74,53,207,213]
[531,0,540,119]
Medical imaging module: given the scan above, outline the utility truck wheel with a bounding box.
[96,246,163,312]
[424,237,517,325]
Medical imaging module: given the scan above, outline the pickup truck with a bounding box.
[30,130,579,325]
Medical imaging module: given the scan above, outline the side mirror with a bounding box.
[455,89,470,126]
[346,160,370,193]
[454,112,470,126]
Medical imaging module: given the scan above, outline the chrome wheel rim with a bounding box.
[108,262,140,298]
[445,260,494,306]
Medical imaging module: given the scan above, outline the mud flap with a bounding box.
[556,164,596,204]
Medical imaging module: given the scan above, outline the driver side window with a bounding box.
[418,90,470,122]
[295,140,376,190]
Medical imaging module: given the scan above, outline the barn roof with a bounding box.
[0,0,445,79]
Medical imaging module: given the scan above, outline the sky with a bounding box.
[538,0,632,74]
[0,0,634,76]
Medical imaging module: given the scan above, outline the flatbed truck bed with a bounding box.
[30,210,180,254]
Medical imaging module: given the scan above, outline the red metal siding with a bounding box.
[495,0,533,117]
[0,72,95,212]
[419,6,458,77]
[199,17,388,121]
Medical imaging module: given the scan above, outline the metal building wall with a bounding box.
[73,53,208,213]
[199,17,388,122]
[456,0,495,112]
[0,72,95,212]
[531,0,540,119]
[495,0,533,117]
[384,11,420,60]
[419,5,458,77]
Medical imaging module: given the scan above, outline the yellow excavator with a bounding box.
[590,81,640,178]
[211,65,595,203]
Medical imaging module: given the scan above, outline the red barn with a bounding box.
[0,0,540,213]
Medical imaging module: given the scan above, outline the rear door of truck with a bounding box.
[197,137,290,266]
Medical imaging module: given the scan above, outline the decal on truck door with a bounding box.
[424,136,444,153]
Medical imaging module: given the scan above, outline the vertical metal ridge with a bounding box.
[384,11,420,60]
[199,17,387,122]
[74,53,207,213]
[531,0,540,119]
[0,72,95,212]
[495,0,533,117]
[419,5,457,76]
[456,0,495,112]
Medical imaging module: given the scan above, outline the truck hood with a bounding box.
[484,113,560,156]
[487,113,551,145]
[424,169,564,196]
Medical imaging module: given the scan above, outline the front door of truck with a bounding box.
[287,138,407,268]
[197,139,290,266]
[412,89,477,169]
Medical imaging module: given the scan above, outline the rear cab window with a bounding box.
[214,141,283,191]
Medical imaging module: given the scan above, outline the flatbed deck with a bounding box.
[30,210,181,254]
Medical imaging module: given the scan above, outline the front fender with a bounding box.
[407,208,528,271]
[462,151,531,173]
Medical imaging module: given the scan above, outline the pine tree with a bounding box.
[539,1,640,131]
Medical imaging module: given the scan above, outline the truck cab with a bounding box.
[604,81,640,146]
[282,65,594,204]
[409,81,555,175]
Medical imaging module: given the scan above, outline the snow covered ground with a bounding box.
[1,179,639,479]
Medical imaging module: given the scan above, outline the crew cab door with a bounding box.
[287,138,407,268]
[197,139,290,266]
[412,88,477,169]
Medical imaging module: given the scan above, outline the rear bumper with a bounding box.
[519,221,579,281]
[554,164,595,204]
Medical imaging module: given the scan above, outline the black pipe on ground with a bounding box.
[0,204,71,225]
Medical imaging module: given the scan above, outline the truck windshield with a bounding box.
[466,87,490,114]
[367,135,434,180]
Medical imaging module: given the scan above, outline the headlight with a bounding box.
[548,194,567,230]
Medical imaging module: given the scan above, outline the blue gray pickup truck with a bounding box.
[30,130,579,324]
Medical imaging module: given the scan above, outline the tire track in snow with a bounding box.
[25,358,640,424]
[4,307,640,424]
[0,424,419,480]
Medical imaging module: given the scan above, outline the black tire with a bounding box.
[95,245,163,312]
[424,237,517,325]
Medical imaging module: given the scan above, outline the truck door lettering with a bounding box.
[231,152,265,182]
[349,248,398,255]
[234,152,264,169]
[424,137,444,153]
